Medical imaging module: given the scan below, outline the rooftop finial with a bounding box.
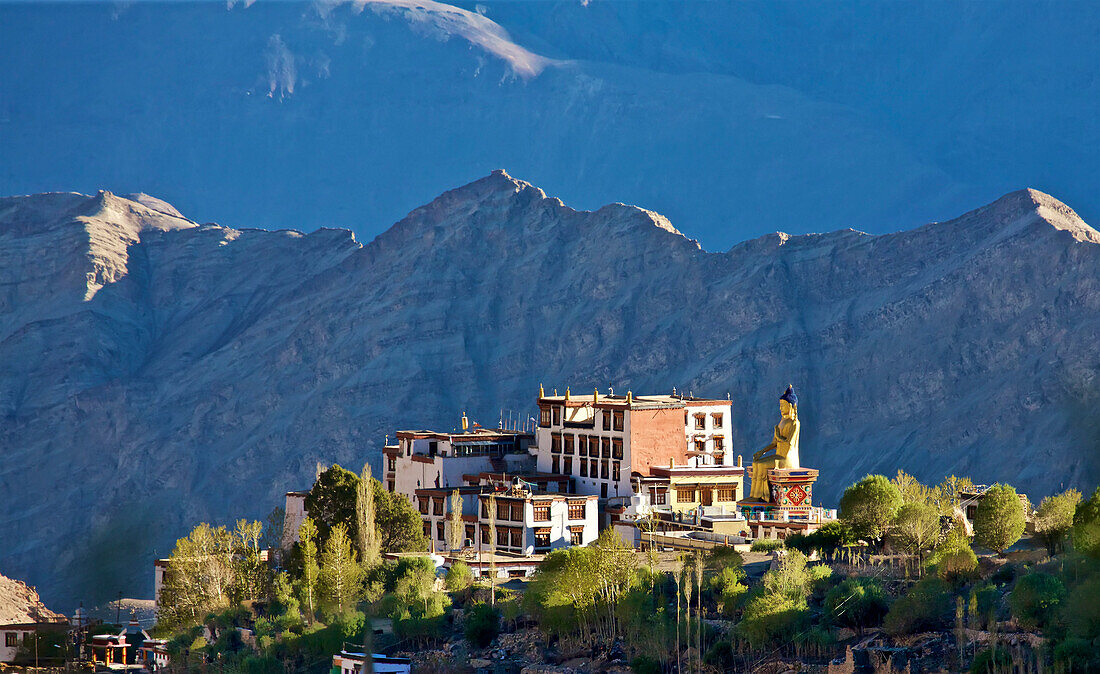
[461,411,469,431]
[627,390,633,404]
[565,386,570,401]
[539,383,545,398]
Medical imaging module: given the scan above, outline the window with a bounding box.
[534,528,551,549]
[695,439,707,454]
[552,406,561,425]
[5,633,17,648]
[497,527,509,547]
[601,460,609,479]
[552,455,560,474]
[589,436,600,457]
[481,500,489,518]
[540,406,552,427]
[612,461,621,482]
[422,522,431,538]
[694,414,706,430]
[590,459,598,477]
[601,483,608,498]
[564,434,574,455]
[570,527,584,545]
[387,456,396,471]
[714,436,724,452]
[533,505,550,522]
[717,487,735,502]
[419,498,429,514]
[579,459,588,477]
[612,438,623,459]
[497,502,509,520]
[563,457,573,475]
[712,413,723,428]
[677,487,696,502]
[436,521,445,540]
[387,480,395,492]
[966,505,977,520]
[428,441,438,456]
[652,488,667,506]
[551,433,562,454]
[512,503,525,521]
[602,437,611,458]
[432,498,444,516]
[577,436,587,457]
[481,525,491,544]
[602,411,611,431]
[510,528,523,548]
[569,502,586,520]
[465,524,475,543]
[613,411,624,431]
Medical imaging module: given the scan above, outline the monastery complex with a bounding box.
[283,384,838,577]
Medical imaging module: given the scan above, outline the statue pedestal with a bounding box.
[738,468,819,524]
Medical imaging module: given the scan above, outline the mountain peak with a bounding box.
[977,188,1099,244]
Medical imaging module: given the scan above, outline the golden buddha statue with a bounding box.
[746,385,801,502]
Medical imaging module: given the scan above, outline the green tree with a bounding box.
[1034,489,1081,556]
[973,484,1025,554]
[374,481,428,553]
[890,502,941,562]
[893,470,933,505]
[812,521,856,561]
[231,519,269,603]
[306,464,360,545]
[839,474,903,545]
[1008,572,1065,629]
[1072,487,1100,557]
[298,517,320,623]
[356,463,380,566]
[824,577,889,636]
[320,522,363,613]
[157,523,236,629]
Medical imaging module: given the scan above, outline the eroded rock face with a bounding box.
[0,571,64,625]
[2,172,1098,607]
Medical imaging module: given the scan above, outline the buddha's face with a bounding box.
[779,399,794,418]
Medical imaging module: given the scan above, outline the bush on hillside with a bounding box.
[883,577,953,635]
[1008,573,1065,630]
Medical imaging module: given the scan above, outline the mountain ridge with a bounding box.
[2,176,1098,609]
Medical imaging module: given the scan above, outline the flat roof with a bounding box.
[538,392,730,409]
[395,429,533,440]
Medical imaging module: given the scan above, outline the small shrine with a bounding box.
[736,386,834,539]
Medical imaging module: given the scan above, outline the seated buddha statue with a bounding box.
[746,385,801,502]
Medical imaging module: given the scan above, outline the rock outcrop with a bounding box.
[0,571,65,625]
[2,172,1098,607]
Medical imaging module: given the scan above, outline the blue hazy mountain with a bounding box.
[1,0,1097,250]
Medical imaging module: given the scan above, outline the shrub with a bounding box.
[703,641,736,670]
[445,561,473,593]
[968,584,1001,630]
[751,538,784,552]
[927,530,979,583]
[973,484,1026,554]
[824,577,889,635]
[1053,637,1099,673]
[1034,489,1082,556]
[709,566,748,617]
[1061,576,1100,641]
[1073,487,1100,557]
[1009,573,1065,630]
[839,475,902,544]
[784,532,815,555]
[970,647,1013,673]
[813,521,857,560]
[739,593,809,647]
[630,655,662,674]
[464,603,501,648]
[883,577,953,635]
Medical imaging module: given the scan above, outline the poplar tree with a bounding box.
[320,522,364,613]
[298,517,320,623]
[973,484,1025,554]
[231,519,267,602]
[356,463,380,566]
[158,523,235,628]
[448,490,464,552]
[487,494,497,607]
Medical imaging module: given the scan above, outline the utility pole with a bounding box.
[115,591,122,626]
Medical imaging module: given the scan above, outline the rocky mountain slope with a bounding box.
[2,172,1098,607]
[0,571,64,626]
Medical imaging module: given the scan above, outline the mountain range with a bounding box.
[1,172,1098,608]
[1,0,1098,249]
